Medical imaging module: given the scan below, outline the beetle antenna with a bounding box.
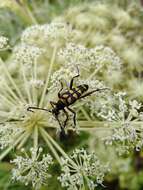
[95,87,110,92]
[27,106,52,113]
[75,65,79,75]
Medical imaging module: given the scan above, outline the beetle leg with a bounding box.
[55,111,67,139]
[79,88,109,99]
[50,101,57,108]
[58,80,64,98]
[55,115,62,128]
[63,108,69,128]
[27,106,51,113]
[67,107,76,127]
[70,67,80,89]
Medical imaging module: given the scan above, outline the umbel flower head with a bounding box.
[11,147,53,189]
[58,148,109,190]
[20,22,77,61]
[0,26,119,165]
[0,37,117,154]
[50,42,121,96]
[98,92,143,155]
[0,21,131,190]
[54,2,143,94]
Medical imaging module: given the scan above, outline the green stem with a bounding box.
[33,125,38,150]
[39,45,57,107]
[17,131,31,149]
[20,62,32,104]
[0,58,26,103]
[40,128,77,167]
[80,107,92,121]
[40,128,68,158]
[40,127,62,165]
[32,61,38,105]
[88,64,105,80]
[36,120,143,132]
[23,2,38,24]
[10,0,38,25]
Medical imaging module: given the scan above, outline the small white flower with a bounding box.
[100,93,143,154]
[11,148,53,189]
[13,43,45,65]
[0,36,9,49]
[21,22,75,47]
[29,79,44,89]
[58,148,109,190]
[58,43,121,73]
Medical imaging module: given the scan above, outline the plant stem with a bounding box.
[0,58,26,103]
[41,128,68,158]
[23,2,38,24]
[40,127,62,165]
[40,128,77,167]
[17,130,31,149]
[80,107,92,121]
[33,125,38,150]
[20,62,32,104]
[39,45,57,107]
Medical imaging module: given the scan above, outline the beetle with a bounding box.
[27,68,108,135]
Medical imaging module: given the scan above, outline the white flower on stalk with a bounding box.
[0,36,9,49]
[58,43,121,73]
[58,149,109,190]
[97,92,141,122]
[13,43,45,65]
[49,43,118,95]
[11,148,53,189]
[98,92,143,154]
[21,22,75,47]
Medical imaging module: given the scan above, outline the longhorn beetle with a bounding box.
[27,68,109,135]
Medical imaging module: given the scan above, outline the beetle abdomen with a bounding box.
[60,85,88,106]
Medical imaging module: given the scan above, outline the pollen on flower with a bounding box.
[11,147,53,189]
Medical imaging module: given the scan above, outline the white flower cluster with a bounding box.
[0,36,9,49]
[11,148,53,189]
[21,22,75,47]
[0,123,24,149]
[104,122,143,155]
[97,93,143,154]
[29,79,44,89]
[58,149,109,190]
[97,92,141,122]
[58,43,121,73]
[13,43,45,65]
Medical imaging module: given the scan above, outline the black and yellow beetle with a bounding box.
[27,68,108,134]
